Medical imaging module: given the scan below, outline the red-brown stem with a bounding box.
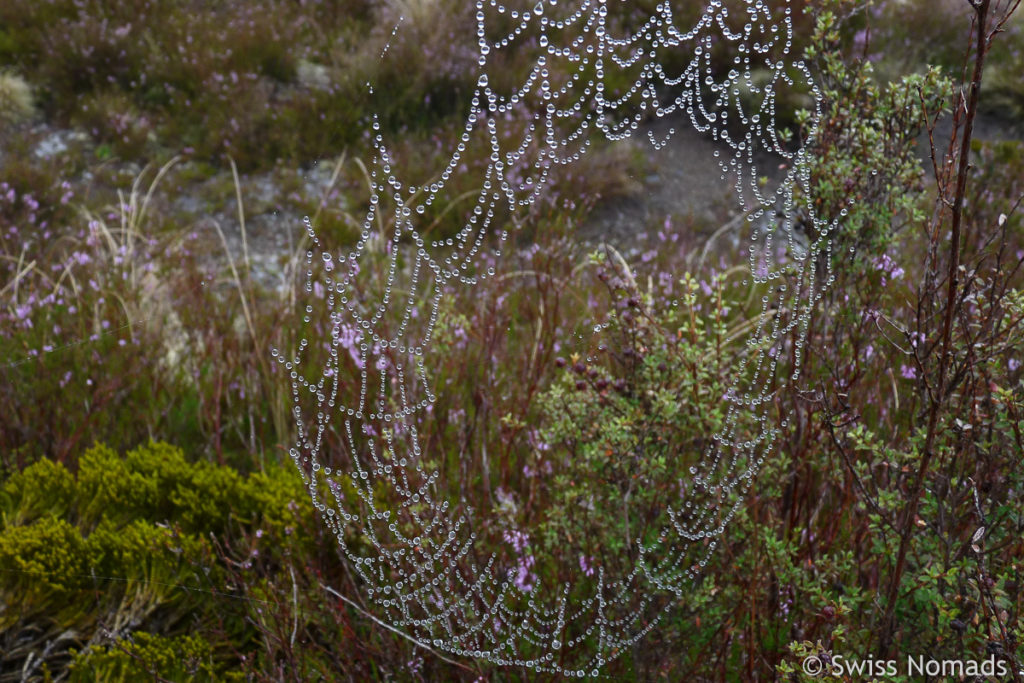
[877,0,991,656]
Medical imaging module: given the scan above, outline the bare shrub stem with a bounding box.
[878,0,992,655]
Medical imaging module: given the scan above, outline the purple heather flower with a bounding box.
[513,555,536,592]
[503,529,529,554]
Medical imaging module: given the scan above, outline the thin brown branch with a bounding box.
[878,0,993,655]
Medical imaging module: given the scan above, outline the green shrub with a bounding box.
[0,516,89,627]
[0,442,319,679]
[532,269,735,570]
[77,443,162,529]
[800,5,950,262]
[0,457,76,527]
[68,632,235,682]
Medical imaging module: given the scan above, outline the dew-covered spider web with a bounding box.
[276,0,837,674]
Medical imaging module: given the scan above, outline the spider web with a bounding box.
[275,0,835,674]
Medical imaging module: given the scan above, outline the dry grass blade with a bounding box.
[0,254,36,301]
[212,217,258,352]
[310,151,348,231]
[229,157,251,281]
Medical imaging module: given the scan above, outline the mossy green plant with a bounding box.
[0,442,318,678]
[0,457,76,527]
[68,632,240,682]
[0,516,89,627]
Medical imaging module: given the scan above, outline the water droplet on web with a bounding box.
[275,0,837,672]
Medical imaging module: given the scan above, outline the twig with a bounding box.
[320,583,481,676]
[878,0,992,655]
[290,564,299,649]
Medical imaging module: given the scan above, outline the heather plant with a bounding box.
[0,154,313,466]
[1,160,203,462]
[529,264,739,575]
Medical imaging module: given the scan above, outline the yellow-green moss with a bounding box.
[0,516,88,628]
[69,632,241,682]
[0,457,75,527]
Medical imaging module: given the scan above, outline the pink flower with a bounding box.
[503,529,529,554]
[513,555,536,592]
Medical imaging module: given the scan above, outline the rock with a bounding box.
[33,129,89,160]
[296,60,333,91]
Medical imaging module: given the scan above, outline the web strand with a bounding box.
[280,0,835,674]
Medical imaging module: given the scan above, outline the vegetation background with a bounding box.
[1,0,1023,679]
